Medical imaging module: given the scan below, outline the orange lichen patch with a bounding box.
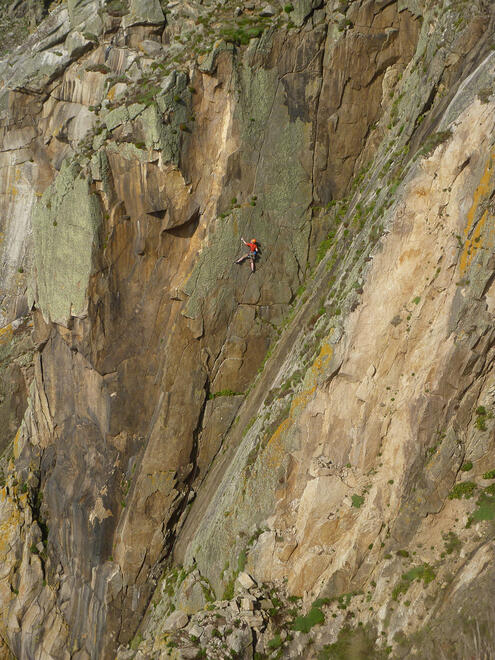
[460,209,489,274]
[311,342,333,375]
[13,428,22,461]
[460,153,495,275]
[264,417,292,469]
[148,470,176,491]
[0,492,21,558]
[0,324,13,346]
[290,385,316,417]
[291,343,333,413]
[107,85,117,101]
[264,344,333,467]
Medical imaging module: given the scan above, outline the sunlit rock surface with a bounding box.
[0,0,494,658]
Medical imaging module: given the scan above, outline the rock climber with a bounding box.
[234,237,259,272]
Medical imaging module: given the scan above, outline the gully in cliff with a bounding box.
[234,237,260,272]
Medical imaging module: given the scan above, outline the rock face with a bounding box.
[0,0,495,658]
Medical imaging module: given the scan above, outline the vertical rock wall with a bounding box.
[0,0,494,658]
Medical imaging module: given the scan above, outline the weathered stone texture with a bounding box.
[0,0,494,659]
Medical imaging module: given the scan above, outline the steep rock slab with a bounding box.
[173,23,495,658]
[32,162,102,325]
[1,0,494,658]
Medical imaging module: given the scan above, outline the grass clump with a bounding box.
[292,606,325,633]
[475,406,492,431]
[460,461,473,472]
[208,389,243,399]
[466,492,495,527]
[392,564,435,600]
[85,63,111,74]
[442,531,461,554]
[351,494,364,508]
[483,469,495,479]
[267,634,283,650]
[220,25,264,45]
[448,481,476,500]
[318,625,388,660]
[419,130,452,157]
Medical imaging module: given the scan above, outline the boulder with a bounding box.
[236,572,256,590]
[163,610,189,631]
[260,5,276,17]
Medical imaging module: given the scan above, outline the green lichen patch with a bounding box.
[32,160,102,325]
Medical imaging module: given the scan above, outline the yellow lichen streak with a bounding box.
[13,427,22,460]
[264,343,333,468]
[459,152,495,275]
[0,323,13,346]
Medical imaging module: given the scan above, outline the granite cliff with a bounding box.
[0,0,495,658]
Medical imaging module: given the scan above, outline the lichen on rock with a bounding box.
[32,161,102,325]
[0,0,494,658]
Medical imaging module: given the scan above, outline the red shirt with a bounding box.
[246,241,257,253]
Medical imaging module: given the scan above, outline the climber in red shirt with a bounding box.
[234,237,259,272]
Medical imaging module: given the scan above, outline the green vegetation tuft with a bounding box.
[130,634,143,651]
[85,63,111,74]
[448,481,476,500]
[208,389,243,399]
[318,624,388,660]
[442,531,461,554]
[460,461,473,472]
[475,406,492,431]
[351,494,364,508]
[237,549,247,573]
[220,25,264,45]
[392,563,435,600]
[292,606,325,633]
[267,634,283,650]
[222,577,235,600]
[419,130,452,157]
[466,492,495,527]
